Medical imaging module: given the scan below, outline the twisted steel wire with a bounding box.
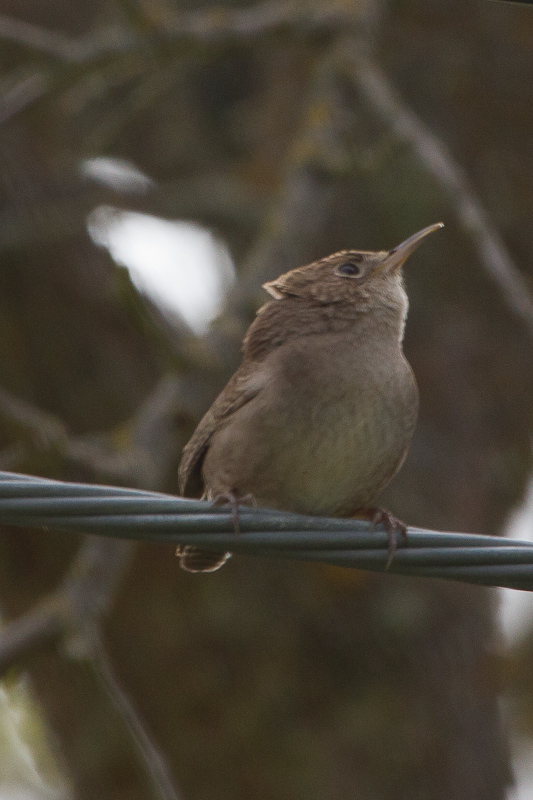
[0,470,532,590]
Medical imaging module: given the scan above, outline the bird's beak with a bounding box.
[379,222,444,273]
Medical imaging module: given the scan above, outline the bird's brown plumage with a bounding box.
[178,224,443,572]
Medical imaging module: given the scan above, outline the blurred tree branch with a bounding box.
[0,537,132,677]
[0,0,357,143]
[0,72,49,125]
[221,42,359,334]
[3,0,528,345]
[0,535,183,800]
[0,2,355,64]
[0,370,196,796]
[342,43,533,337]
[88,627,185,800]
[3,0,527,343]
[0,174,265,252]
[0,374,202,487]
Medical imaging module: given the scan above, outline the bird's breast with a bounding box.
[203,332,418,516]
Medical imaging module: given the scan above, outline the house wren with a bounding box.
[178,223,443,572]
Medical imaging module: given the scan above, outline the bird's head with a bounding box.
[263,223,444,318]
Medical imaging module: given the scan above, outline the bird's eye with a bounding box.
[337,262,362,277]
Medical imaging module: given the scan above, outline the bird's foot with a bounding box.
[176,492,256,572]
[354,507,408,570]
[176,547,231,573]
[211,491,257,535]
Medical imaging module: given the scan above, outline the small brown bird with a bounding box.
[178,223,443,572]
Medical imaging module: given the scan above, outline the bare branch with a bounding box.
[0,72,49,125]
[0,15,86,60]
[0,2,359,131]
[228,45,357,320]
[342,43,533,336]
[87,628,185,800]
[0,372,189,792]
[0,532,182,798]
[0,488,181,798]
[0,172,264,253]
[0,14,132,63]
[0,385,69,447]
[0,535,133,675]
[0,595,64,673]
[124,173,266,231]
[0,534,134,673]
[161,0,356,41]
[0,374,194,487]
[0,379,186,795]
[0,2,356,64]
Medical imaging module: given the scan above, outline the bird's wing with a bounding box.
[178,363,267,497]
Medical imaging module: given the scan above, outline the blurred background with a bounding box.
[0,0,532,798]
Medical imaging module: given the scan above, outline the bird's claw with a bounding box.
[211,492,257,535]
[356,507,408,570]
[371,509,407,570]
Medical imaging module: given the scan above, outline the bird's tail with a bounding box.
[176,545,231,573]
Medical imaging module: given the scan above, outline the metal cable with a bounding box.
[0,470,532,591]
